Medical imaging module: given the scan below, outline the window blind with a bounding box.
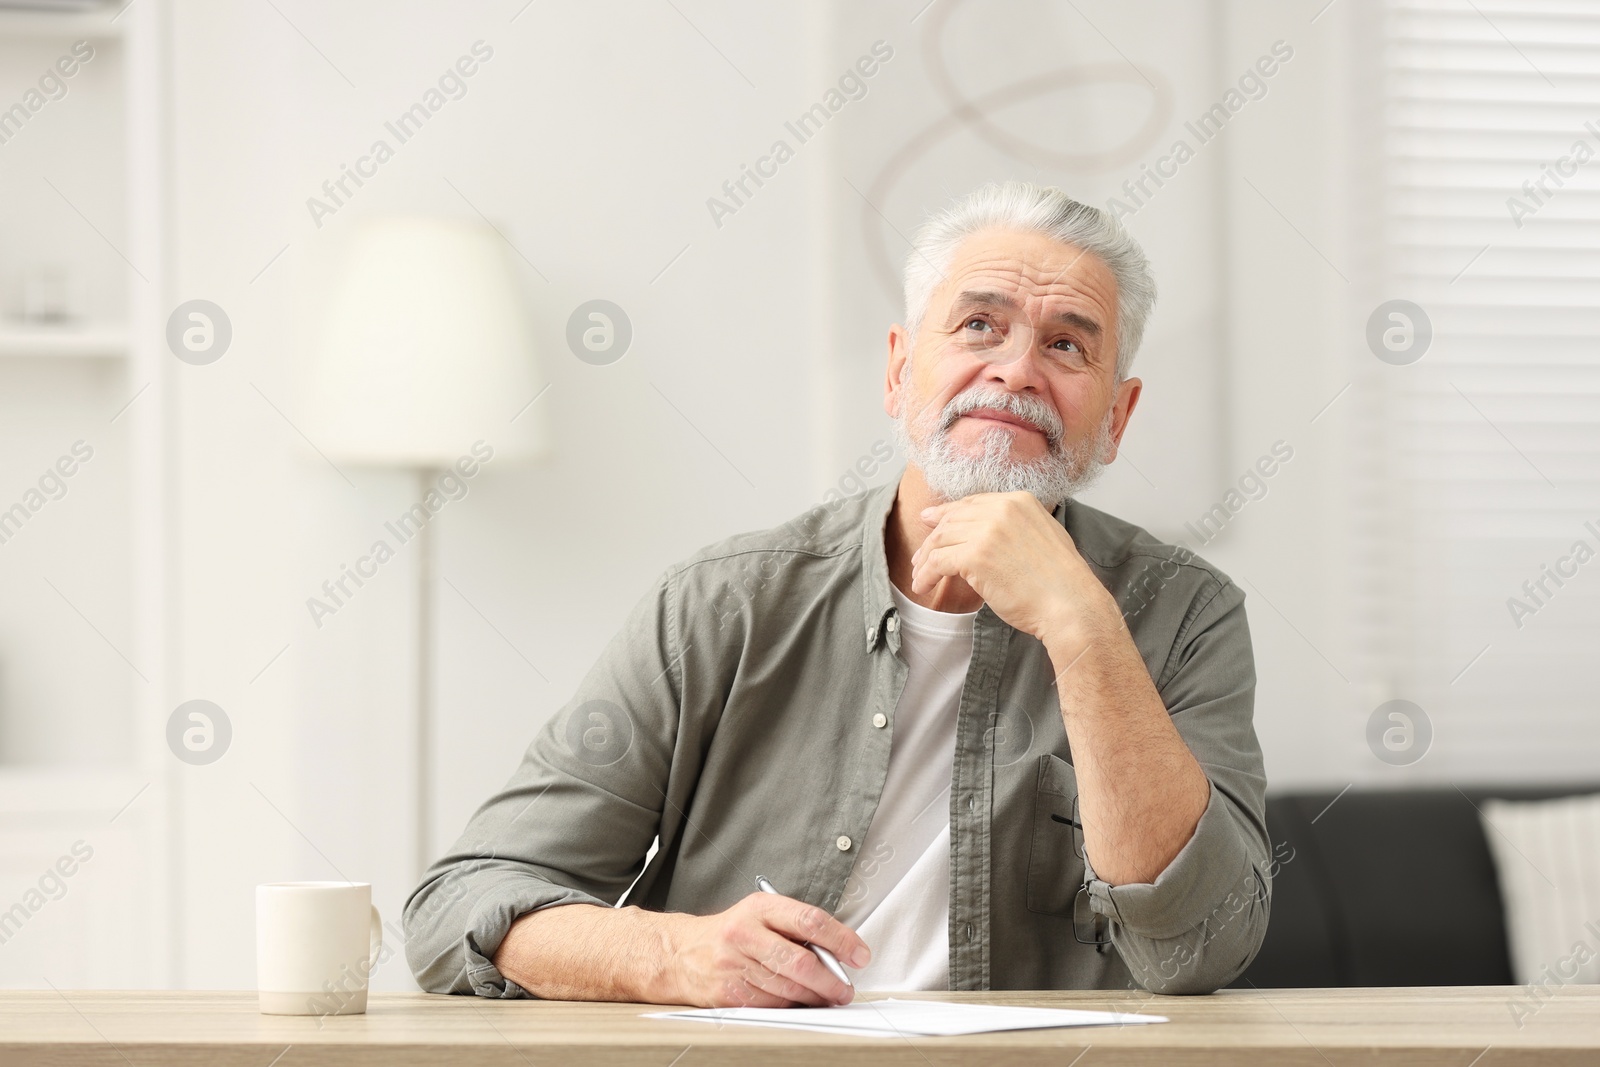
[1373,0,1600,777]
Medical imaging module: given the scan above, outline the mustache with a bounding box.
[937,387,1065,445]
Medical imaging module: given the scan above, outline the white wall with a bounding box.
[1204,0,1360,789]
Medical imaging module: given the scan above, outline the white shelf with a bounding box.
[0,325,126,358]
[0,765,144,814]
[0,5,123,40]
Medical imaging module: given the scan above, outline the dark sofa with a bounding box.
[1235,785,1598,988]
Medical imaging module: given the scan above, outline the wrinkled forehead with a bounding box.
[930,228,1120,331]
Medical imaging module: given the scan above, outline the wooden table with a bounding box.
[2,987,1597,1066]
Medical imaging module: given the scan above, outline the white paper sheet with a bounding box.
[644,997,1167,1037]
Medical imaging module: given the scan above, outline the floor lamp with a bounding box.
[304,216,547,878]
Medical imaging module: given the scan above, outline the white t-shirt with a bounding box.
[833,583,977,990]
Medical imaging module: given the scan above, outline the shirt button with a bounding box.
[968,795,976,812]
[836,835,852,852]
[872,713,887,729]
[886,614,899,633]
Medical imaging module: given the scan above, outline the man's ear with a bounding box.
[1101,376,1143,462]
[883,324,912,419]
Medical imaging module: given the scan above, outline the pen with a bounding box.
[753,875,854,987]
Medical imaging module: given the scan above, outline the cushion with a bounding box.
[1480,793,1600,985]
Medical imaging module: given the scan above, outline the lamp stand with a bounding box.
[414,466,437,880]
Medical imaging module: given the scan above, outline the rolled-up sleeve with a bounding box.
[403,571,682,997]
[1083,578,1272,995]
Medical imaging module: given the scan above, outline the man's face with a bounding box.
[884,228,1143,506]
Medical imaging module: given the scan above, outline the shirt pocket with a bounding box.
[1024,753,1085,917]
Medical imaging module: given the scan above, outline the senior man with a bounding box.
[405,182,1270,1006]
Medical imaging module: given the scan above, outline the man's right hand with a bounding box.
[659,891,871,1008]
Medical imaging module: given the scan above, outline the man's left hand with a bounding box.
[910,492,1116,653]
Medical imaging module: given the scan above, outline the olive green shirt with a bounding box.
[404,476,1270,997]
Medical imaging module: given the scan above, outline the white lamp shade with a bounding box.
[304,216,547,467]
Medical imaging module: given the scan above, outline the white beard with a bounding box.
[895,385,1114,508]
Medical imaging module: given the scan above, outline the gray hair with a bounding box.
[902,182,1157,379]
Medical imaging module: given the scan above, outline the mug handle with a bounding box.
[368,906,383,976]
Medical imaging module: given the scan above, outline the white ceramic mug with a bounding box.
[256,881,382,1016]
